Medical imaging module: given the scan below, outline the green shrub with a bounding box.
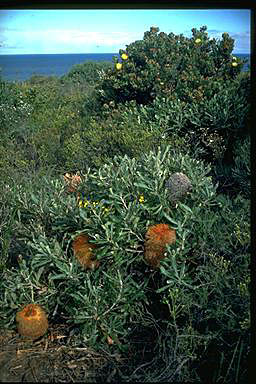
[25,74,59,86]
[210,134,250,199]
[60,61,113,115]
[77,99,189,171]
[0,144,249,381]
[231,136,250,198]
[62,132,89,171]
[96,25,246,108]
[61,60,112,85]
[92,26,250,166]
[0,78,33,134]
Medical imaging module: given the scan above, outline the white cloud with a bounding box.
[8,28,140,48]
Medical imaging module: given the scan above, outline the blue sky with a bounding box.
[0,9,251,55]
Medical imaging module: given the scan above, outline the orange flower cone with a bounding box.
[16,304,48,339]
[144,224,176,268]
[72,234,99,270]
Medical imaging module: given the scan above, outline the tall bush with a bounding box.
[96,25,246,107]
[92,26,250,168]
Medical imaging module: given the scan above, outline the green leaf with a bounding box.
[30,193,39,204]
[134,181,153,191]
[49,273,69,280]
[55,260,70,274]
[178,202,193,214]
[162,211,179,227]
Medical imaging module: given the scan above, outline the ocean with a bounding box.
[0,53,250,83]
[0,53,118,82]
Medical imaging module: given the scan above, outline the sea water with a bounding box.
[0,53,118,82]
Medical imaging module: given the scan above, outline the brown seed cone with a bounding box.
[16,304,48,339]
[144,224,176,268]
[72,234,99,270]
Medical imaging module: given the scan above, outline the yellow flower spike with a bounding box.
[78,200,83,207]
[116,63,122,70]
[232,62,238,67]
[121,53,128,60]
[195,38,201,44]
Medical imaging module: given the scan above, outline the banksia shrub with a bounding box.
[144,224,176,268]
[96,25,247,108]
[1,143,249,382]
[16,304,48,339]
[93,26,249,169]
[72,233,99,270]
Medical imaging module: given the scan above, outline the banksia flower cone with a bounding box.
[16,304,48,339]
[144,224,176,268]
[165,172,192,204]
[64,172,82,193]
[72,234,99,270]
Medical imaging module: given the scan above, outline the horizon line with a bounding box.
[0,51,251,55]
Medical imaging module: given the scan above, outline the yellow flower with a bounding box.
[121,53,128,60]
[116,63,122,70]
[139,194,144,203]
[232,56,237,61]
[232,62,238,67]
[195,38,201,44]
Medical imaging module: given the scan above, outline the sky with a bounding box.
[0,9,251,55]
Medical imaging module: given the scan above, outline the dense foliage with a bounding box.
[96,26,250,166]
[0,26,250,383]
[97,26,245,106]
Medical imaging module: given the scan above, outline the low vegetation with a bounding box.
[0,26,250,382]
